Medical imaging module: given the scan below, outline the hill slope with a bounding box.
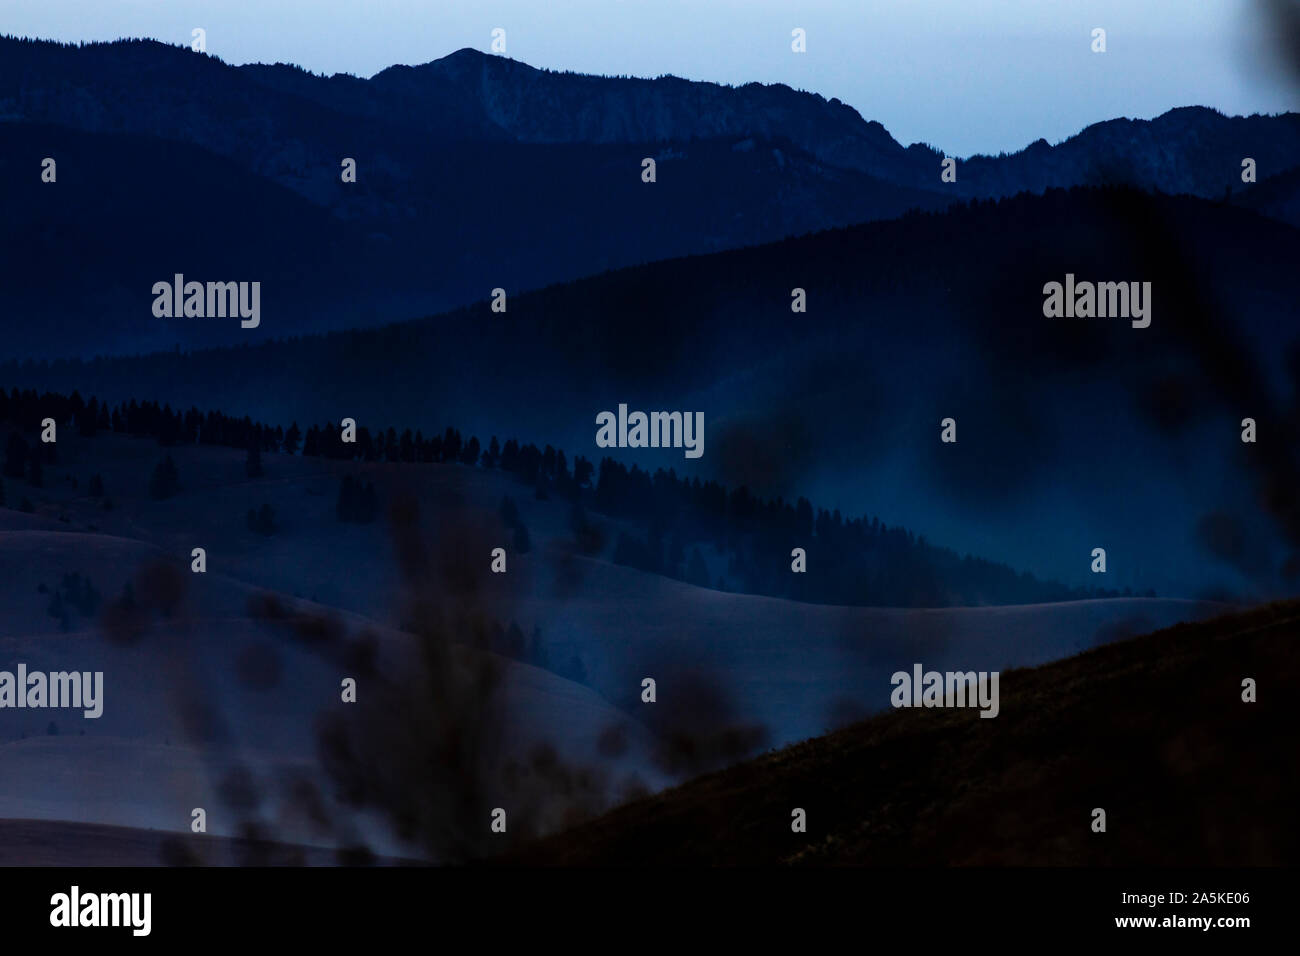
[510,600,1300,865]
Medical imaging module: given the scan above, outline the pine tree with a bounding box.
[461,435,481,467]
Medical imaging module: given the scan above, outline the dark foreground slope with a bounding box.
[508,601,1299,865]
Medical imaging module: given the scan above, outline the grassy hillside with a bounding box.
[0,430,1222,748]
[509,600,1299,865]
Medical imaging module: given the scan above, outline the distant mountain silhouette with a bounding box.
[959,107,1300,199]
[363,48,915,178]
[365,51,1300,200]
[7,37,1297,200]
[2,36,1299,357]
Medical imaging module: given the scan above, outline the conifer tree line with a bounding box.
[0,385,1146,606]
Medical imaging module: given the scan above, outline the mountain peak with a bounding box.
[436,47,493,64]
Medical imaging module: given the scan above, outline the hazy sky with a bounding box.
[5,0,1297,155]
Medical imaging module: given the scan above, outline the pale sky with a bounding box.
[3,0,1297,155]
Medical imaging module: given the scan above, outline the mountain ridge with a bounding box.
[5,36,1298,188]
[4,35,1300,361]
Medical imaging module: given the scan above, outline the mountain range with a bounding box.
[3,36,1300,357]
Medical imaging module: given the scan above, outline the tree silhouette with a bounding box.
[0,381,1129,607]
[460,435,481,467]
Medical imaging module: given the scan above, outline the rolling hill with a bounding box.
[0,430,1227,861]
